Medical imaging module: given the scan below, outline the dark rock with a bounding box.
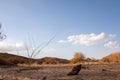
[67,64,82,76]
[42,75,47,80]
[102,69,107,72]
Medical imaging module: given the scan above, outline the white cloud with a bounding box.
[58,32,116,46]
[104,41,120,49]
[0,41,25,52]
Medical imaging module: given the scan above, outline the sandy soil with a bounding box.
[0,63,120,80]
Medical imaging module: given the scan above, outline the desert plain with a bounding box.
[0,63,120,80]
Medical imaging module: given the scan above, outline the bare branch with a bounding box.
[33,34,56,58]
[0,23,6,41]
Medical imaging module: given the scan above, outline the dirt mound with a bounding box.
[100,52,120,63]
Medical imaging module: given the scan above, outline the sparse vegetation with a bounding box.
[39,57,69,64]
[7,57,25,64]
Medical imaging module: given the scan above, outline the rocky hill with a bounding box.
[0,52,69,65]
[100,52,120,63]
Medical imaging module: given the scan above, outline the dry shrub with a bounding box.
[24,35,56,65]
[70,52,85,64]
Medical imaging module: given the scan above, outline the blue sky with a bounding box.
[0,0,120,59]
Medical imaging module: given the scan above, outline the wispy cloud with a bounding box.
[43,47,56,54]
[104,41,120,49]
[0,41,25,52]
[57,40,68,43]
[58,32,116,46]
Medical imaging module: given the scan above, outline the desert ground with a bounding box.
[0,63,120,80]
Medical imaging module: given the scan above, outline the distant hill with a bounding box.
[38,57,70,64]
[100,52,120,63]
[0,52,36,65]
[0,52,28,59]
[0,53,70,65]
